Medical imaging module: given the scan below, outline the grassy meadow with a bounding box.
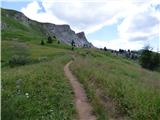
[71,49,160,120]
[2,38,77,120]
[2,55,76,120]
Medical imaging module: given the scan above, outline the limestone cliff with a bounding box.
[1,8,94,48]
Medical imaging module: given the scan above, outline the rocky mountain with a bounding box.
[1,8,94,48]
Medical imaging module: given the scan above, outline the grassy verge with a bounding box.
[71,49,160,120]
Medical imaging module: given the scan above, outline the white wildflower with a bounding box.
[25,93,29,98]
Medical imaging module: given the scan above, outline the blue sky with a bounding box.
[1,1,28,10]
[1,0,160,51]
[87,24,118,41]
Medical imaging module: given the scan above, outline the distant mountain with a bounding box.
[1,8,94,48]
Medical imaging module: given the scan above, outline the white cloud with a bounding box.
[116,0,160,51]
[21,0,142,33]
[21,1,67,24]
[21,0,158,34]
[91,39,144,50]
[21,1,40,14]
[118,1,160,42]
[2,0,41,1]
[21,0,160,51]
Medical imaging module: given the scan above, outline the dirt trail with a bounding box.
[64,61,96,120]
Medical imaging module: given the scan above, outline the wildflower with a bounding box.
[25,92,29,98]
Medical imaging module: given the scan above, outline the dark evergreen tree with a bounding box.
[53,35,56,39]
[140,48,152,69]
[53,35,57,42]
[104,47,107,51]
[71,40,75,50]
[47,36,52,43]
[152,53,160,69]
[41,40,45,45]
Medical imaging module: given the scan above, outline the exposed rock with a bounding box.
[76,32,93,48]
[14,12,29,22]
[42,24,93,47]
[2,8,94,48]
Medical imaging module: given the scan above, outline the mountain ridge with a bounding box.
[1,8,94,48]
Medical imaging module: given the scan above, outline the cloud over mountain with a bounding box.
[21,0,147,33]
[21,0,160,50]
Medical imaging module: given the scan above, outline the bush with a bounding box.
[139,48,160,70]
[9,55,29,67]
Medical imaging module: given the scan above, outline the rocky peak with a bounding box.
[2,8,94,48]
[76,32,86,39]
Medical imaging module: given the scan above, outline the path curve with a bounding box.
[64,61,96,120]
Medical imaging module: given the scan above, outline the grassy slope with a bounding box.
[1,34,77,120]
[2,56,76,120]
[2,9,76,120]
[1,8,45,42]
[71,49,160,120]
[2,8,160,120]
[2,42,77,120]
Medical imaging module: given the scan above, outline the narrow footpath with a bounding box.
[64,61,96,120]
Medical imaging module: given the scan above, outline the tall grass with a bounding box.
[71,49,160,120]
[1,40,71,67]
[2,55,76,120]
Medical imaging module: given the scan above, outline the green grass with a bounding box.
[1,9,76,119]
[2,55,76,120]
[71,49,160,120]
[2,8,160,120]
[2,35,76,119]
[1,33,76,119]
[1,39,71,67]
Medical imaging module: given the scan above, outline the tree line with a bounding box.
[102,46,160,71]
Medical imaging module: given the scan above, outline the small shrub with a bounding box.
[40,40,45,45]
[9,55,29,67]
[53,35,56,39]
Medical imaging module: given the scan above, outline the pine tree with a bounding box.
[41,40,45,45]
[47,36,52,43]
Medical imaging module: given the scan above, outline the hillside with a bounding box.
[1,8,93,47]
[1,8,160,120]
